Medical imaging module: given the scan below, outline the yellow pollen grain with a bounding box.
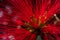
[29,28,35,32]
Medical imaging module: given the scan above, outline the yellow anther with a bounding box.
[25,22,29,26]
[29,29,34,33]
[29,29,32,32]
[31,16,37,23]
[37,19,41,26]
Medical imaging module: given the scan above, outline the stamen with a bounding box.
[29,29,34,33]
[54,14,60,21]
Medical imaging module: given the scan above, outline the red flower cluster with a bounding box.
[0,0,60,40]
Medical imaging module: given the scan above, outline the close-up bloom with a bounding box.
[0,0,60,40]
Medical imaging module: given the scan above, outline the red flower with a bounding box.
[0,0,60,40]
